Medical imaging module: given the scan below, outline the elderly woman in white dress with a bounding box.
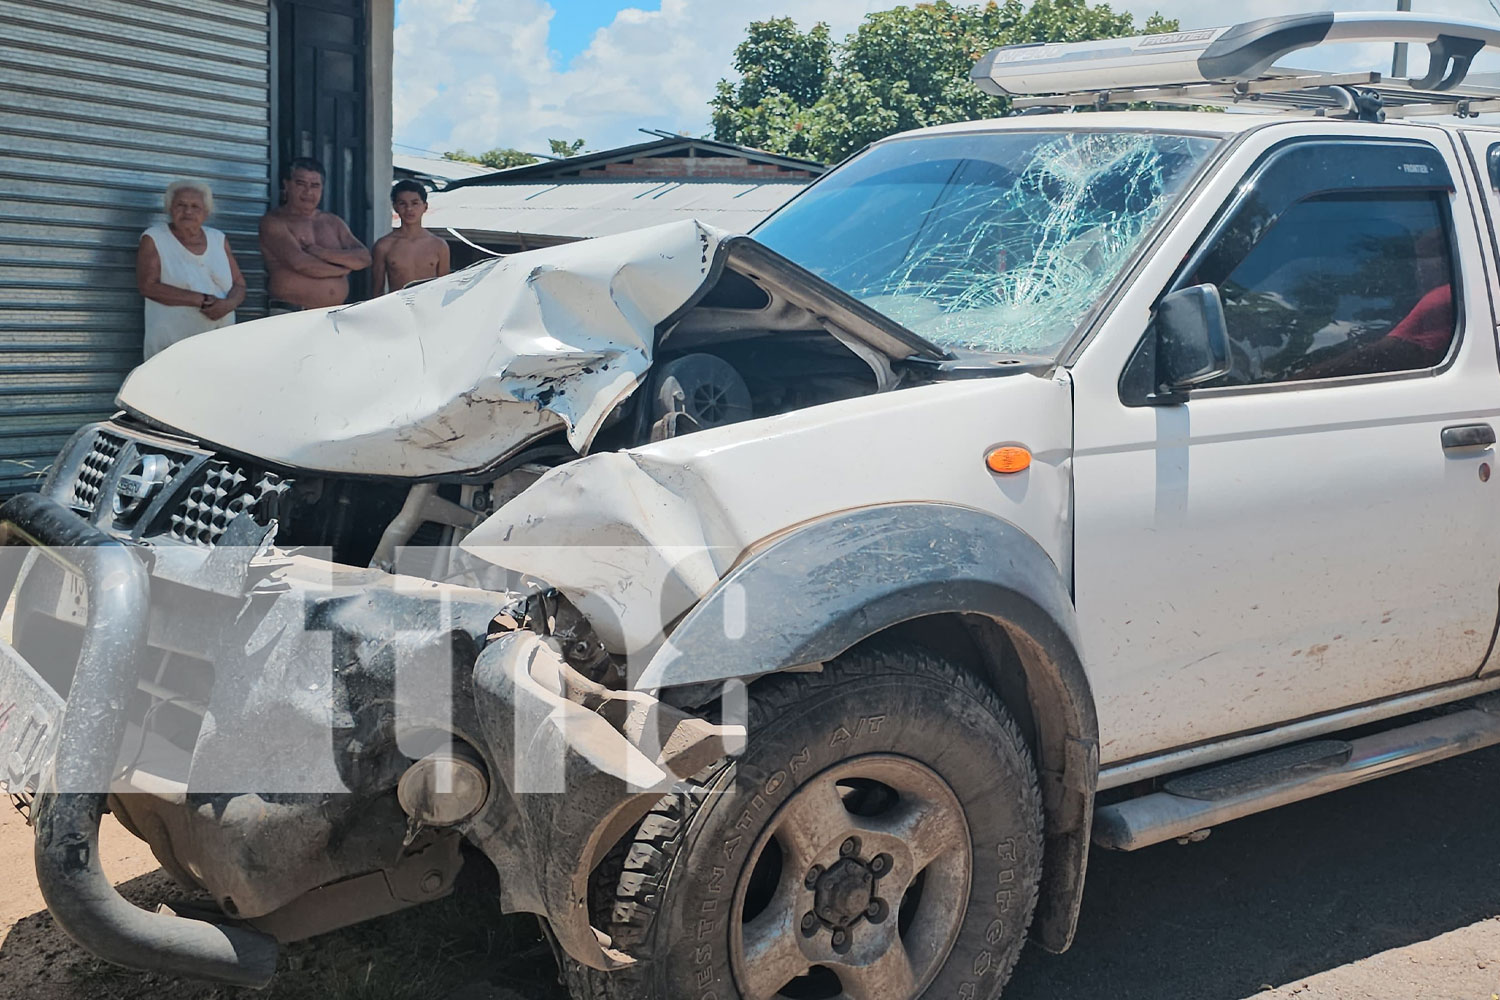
[136,179,247,359]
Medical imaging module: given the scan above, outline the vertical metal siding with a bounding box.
[0,0,271,493]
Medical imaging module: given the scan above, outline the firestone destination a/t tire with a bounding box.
[565,640,1044,1000]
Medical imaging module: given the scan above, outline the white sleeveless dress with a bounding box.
[142,223,236,358]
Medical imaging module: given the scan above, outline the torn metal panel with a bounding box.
[463,374,1076,663]
[460,452,739,655]
[117,221,724,478]
[465,629,743,971]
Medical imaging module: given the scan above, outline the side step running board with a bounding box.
[1094,694,1500,851]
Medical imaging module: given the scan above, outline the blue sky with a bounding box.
[545,0,661,66]
[392,0,1500,159]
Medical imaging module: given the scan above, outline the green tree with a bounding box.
[713,0,1178,163]
[736,18,833,107]
[548,138,587,158]
[444,147,539,169]
[710,18,832,156]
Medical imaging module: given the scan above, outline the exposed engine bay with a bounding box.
[91,222,942,581]
[94,330,880,577]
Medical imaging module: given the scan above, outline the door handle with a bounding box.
[1441,423,1496,451]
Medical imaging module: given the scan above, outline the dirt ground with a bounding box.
[4,748,1500,1000]
[0,803,560,1000]
[0,807,165,998]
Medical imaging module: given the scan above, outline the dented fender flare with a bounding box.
[635,502,1100,953]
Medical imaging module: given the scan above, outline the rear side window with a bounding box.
[1183,141,1458,387]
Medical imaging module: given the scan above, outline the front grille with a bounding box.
[58,425,295,547]
[70,431,125,513]
[170,462,288,546]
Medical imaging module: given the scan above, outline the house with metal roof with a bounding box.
[421,133,826,264]
[392,151,498,191]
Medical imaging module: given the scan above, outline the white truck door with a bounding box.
[1072,127,1500,765]
[1461,129,1500,315]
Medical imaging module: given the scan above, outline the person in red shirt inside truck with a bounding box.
[1298,226,1454,380]
[1383,281,1454,364]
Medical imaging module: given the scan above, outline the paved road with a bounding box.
[1006,744,1500,1000]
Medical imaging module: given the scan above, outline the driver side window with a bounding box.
[1187,145,1458,387]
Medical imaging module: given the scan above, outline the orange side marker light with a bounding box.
[986,446,1032,475]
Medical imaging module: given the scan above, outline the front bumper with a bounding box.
[0,493,740,984]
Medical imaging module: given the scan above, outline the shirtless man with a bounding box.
[371,180,451,294]
[258,157,371,311]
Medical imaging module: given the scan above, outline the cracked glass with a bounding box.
[755,130,1219,358]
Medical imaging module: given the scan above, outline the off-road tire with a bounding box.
[562,640,1044,1000]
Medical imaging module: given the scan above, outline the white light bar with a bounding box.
[974,11,1500,97]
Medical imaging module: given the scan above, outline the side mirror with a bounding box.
[1155,283,1230,394]
[1488,144,1500,190]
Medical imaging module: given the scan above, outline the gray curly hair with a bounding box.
[164,179,215,217]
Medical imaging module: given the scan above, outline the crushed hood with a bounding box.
[121,222,716,478]
[120,220,944,479]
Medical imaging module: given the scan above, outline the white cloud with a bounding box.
[394,0,555,150]
[394,0,897,155]
[394,0,1500,157]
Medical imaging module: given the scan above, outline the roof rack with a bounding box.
[973,12,1500,122]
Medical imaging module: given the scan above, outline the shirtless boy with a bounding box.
[371,180,451,294]
[258,157,371,311]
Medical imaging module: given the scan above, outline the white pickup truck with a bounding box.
[6,11,1500,1000]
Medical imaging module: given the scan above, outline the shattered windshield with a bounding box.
[754,130,1219,357]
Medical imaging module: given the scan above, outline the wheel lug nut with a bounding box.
[870,852,892,876]
[831,928,850,952]
[865,898,888,924]
[800,911,817,936]
[804,864,824,889]
[839,837,859,858]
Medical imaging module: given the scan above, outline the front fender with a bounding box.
[635,502,1076,690]
[636,502,1099,953]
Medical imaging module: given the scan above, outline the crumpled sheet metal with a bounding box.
[461,451,738,655]
[117,221,725,477]
[463,373,1078,670]
[467,629,743,971]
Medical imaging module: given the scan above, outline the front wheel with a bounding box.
[567,640,1044,1000]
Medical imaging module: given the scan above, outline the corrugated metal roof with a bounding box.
[423,179,809,240]
[392,152,496,182]
[441,135,826,189]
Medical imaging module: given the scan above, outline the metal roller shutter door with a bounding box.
[0,0,271,493]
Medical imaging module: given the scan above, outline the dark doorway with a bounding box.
[273,0,372,298]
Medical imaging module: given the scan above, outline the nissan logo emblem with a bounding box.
[113,453,173,519]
